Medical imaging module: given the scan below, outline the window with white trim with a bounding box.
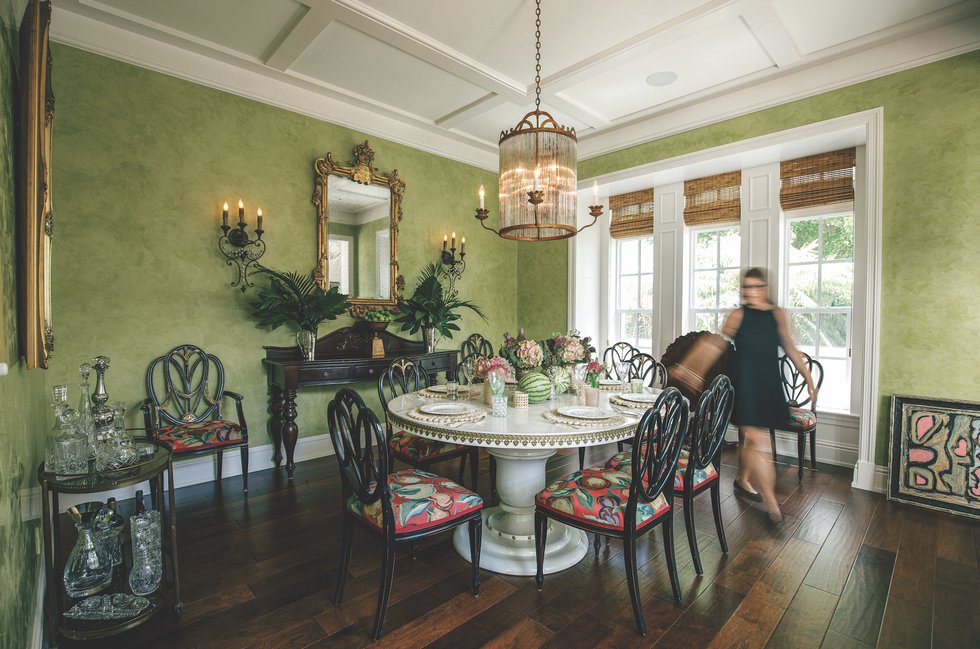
[689,225,740,333]
[614,236,654,349]
[783,208,854,411]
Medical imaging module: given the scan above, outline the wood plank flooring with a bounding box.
[57,445,979,649]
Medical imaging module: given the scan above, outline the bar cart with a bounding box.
[38,439,181,646]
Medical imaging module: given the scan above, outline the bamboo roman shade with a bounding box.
[609,189,654,239]
[780,148,856,211]
[683,171,741,226]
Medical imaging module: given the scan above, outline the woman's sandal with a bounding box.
[733,479,762,502]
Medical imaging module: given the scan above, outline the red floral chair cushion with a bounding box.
[389,430,466,462]
[347,469,483,533]
[785,407,817,431]
[535,466,669,531]
[604,449,718,491]
[156,420,243,453]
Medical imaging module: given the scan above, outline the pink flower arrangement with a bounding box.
[473,356,514,381]
[515,339,544,369]
[585,359,608,388]
[543,330,595,367]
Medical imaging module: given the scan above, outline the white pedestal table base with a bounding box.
[452,447,589,576]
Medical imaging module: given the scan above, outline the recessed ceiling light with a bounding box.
[646,71,678,87]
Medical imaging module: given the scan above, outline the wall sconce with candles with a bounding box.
[440,230,465,296]
[218,199,267,291]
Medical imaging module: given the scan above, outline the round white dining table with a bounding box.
[386,390,641,576]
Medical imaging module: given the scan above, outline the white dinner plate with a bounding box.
[419,403,478,416]
[618,391,662,404]
[556,406,615,420]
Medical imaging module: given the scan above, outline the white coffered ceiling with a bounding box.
[50,0,980,170]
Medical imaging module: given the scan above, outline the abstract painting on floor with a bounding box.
[889,394,980,520]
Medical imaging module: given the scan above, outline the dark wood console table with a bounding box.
[263,326,458,477]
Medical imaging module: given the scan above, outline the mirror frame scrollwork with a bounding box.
[15,0,54,370]
[313,141,404,317]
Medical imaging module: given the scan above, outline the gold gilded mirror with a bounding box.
[313,141,404,316]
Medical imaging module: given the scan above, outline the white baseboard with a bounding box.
[852,459,889,493]
[32,555,45,649]
[20,434,337,518]
[722,411,860,469]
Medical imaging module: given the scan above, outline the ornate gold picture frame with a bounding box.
[16,0,53,369]
[312,141,404,316]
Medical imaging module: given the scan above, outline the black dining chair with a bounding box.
[535,388,689,636]
[628,352,667,389]
[770,353,824,480]
[460,333,494,359]
[603,341,639,379]
[329,389,483,640]
[378,357,481,490]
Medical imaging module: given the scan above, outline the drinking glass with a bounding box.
[545,366,559,401]
[445,379,459,401]
[491,395,508,417]
[614,360,629,394]
[488,371,505,396]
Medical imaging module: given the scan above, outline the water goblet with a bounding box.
[614,360,629,394]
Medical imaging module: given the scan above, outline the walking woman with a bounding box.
[671,268,817,521]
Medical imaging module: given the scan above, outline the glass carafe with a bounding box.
[77,363,96,457]
[44,386,69,473]
[64,502,114,598]
[128,509,162,596]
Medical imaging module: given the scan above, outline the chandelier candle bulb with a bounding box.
[479,185,485,209]
[222,202,228,228]
[592,180,599,205]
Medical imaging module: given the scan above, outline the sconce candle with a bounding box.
[443,234,448,251]
[222,202,229,228]
[451,231,456,249]
[461,236,465,254]
[592,180,599,205]
[257,207,263,231]
[237,199,245,227]
[478,185,485,210]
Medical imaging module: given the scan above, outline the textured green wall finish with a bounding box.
[48,44,526,447]
[517,241,568,340]
[0,13,47,649]
[581,51,980,465]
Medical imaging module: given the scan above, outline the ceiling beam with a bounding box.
[739,0,801,68]
[263,2,334,71]
[327,0,527,103]
[435,93,510,129]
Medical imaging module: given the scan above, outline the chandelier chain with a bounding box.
[534,0,541,111]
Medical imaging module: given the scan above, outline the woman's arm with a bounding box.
[773,307,818,406]
[670,309,743,390]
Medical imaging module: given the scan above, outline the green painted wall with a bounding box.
[48,44,517,447]
[581,50,980,465]
[517,241,568,340]
[0,6,48,649]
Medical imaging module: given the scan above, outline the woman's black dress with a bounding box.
[732,306,790,427]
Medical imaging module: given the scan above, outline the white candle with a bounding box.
[478,185,485,210]
[592,180,599,205]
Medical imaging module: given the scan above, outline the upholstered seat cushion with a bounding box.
[389,430,466,462]
[604,449,718,491]
[347,469,483,533]
[535,466,669,531]
[156,420,244,453]
[784,407,817,431]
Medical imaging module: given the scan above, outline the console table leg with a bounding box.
[269,385,283,467]
[283,389,298,478]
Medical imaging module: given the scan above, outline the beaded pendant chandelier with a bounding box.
[475,0,603,241]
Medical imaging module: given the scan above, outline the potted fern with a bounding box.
[395,264,486,352]
[250,267,350,360]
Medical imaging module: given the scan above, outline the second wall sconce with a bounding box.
[218,199,266,291]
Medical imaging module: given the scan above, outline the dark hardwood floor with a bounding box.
[58,444,979,649]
